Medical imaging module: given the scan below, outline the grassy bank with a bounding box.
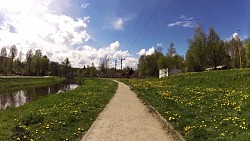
[0,77,65,93]
[0,78,118,141]
[119,69,250,141]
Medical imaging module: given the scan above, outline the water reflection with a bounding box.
[0,83,79,111]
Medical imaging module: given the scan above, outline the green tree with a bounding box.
[62,57,71,77]
[0,47,9,75]
[167,42,176,57]
[228,38,243,68]
[245,38,250,67]
[49,61,60,76]
[138,55,150,78]
[207,27,224,69]
[25,49,33,75]
[9,45,17,73]
[41,55,49,75]
[186,25,207,72]
[90,63,97,77]
[33,49,43,75]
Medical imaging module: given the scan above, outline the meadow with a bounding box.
[119,69,250,141]
[0,78,118,141]
[0,77,65,93]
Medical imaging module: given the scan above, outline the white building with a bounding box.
[159,68,182,78]
[159,69,168,78]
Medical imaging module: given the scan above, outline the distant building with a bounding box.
[159,69,168,78]
[205,65,227,71]
[159,68,182,78]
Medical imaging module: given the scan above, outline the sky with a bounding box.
[0,0,249,68]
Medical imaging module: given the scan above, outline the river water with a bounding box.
[0,82,79,111]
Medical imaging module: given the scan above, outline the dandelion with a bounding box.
[220,133,225,136]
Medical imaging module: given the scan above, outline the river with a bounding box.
[0,81,79,111]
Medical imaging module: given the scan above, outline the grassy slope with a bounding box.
[0,77,65,93]
[0,78,118,141]
[119,69,250,141]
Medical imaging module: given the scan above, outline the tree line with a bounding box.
[186,26,250,72]
[1,25,250,78]
[0,46,74,77]
[138,43,184,78]
[138,25,250,78]
[0,46,134,78]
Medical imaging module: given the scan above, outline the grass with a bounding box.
[0,78,118,141]
[118,69,250,141]
[0,77,65,93]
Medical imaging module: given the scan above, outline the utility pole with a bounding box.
[115,60,117,70]
[120,58,125,70]
[115,60,117,77]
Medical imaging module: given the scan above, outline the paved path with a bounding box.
[82,81,174,141]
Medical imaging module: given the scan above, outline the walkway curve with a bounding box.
[82,81,175,141]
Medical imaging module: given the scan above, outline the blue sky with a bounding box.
[0,0,249,68]
[78,0,249,55]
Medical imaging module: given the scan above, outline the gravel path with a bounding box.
[82,81,174,141]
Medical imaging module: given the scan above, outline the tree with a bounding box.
[0,47,9,75]
[207,27,224,69]
[186,25,207,72]
[41,55,49,75]
[90,63,97,77]
[167,42,176,57]
[138,55,150,78]
[49,61,60,76]
[33,49,43,75]
[99,56,109,77]
[228,38,243,68]
[9,45,18,73]
[1,47,7,57]
[245,39,250,67]
[62,57,71,77]
[26,49,33,75]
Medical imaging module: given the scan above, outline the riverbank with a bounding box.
[0,77,65,93]
[0,78,118,141]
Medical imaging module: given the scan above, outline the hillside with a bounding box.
[120,69,250,141]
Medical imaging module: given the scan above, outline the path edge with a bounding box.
[120,81,186,141]
[81,80,119,141]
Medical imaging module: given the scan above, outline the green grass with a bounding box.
[118,69,250,141]
[0,77,65,93]
[0,78,118,141]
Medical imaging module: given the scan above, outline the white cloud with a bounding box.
[0,0,139,68]
[0,0,91,66]
[81,2,90,8]
[123,57,138,68]
[168,15,196,28]
[74,41,138,68]
[232,32,238,39]
[113,50,129,58]
[113,18,124,30]
[225,32,244,42]
[168,21,195,28]
[156,43,162,47]
[179,15,194,20]
[138,46,155,56]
